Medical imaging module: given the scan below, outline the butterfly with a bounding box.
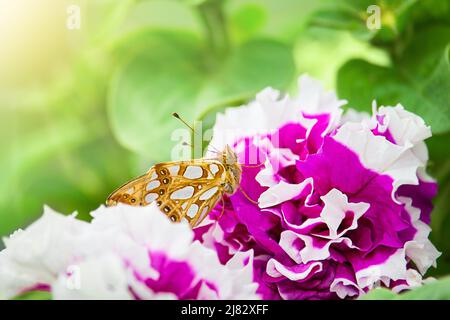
[106,144,245,227]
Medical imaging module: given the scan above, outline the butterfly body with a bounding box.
[107,145,241,227]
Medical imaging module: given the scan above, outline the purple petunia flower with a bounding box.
[195,75,441,300]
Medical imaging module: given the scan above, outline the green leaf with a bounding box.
[361,276,450,300]
[229,3,267,43]
[410,0,450,25]
[108,30,295,161]
[81,0,136,45]
[399,25,450,80]
[429,155,450,278]
[196,38,296,114]
[120,0,201,36]
[13,290,52,300]
[310,0,419,43]
[396,277,450,300]
[359,288,397,300]
[430,175,450,250]
[427,132,450,258]
[108,31,204,161]
[337,45,450,134]
[310,6,375,41]
[427,132,450,179]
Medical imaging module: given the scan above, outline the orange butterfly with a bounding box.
[107,114,261,227]
[106,116,258,228]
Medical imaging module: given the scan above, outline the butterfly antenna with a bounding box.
[173,112,222,157]
[206,147,219,155]
[172,112,195,133]
[208,144,221,153]
[238,186,259,205]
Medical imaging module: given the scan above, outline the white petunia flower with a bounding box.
[0,204,260,300]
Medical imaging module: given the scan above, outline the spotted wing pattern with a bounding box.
[107,160,227,226]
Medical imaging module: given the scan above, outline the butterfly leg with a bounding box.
[217,196,226,221]
[238,185,259,205]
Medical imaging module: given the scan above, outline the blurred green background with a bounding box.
[0,0,449,282]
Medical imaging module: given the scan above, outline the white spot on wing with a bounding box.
[181,203,188,210]
[146,180,160,191]
[184,166,203,179]
[145,193,158,203]
[150,172,157,180]
[187,204,199,218]
[199,187,218,200]
[199,206,209,222]
[168,165,180,176]
[210,164,219,175]
[170,186,195,199]
[181,217,189,224]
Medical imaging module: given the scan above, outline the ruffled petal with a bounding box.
[197,75,439,300]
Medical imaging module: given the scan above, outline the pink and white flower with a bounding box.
[0,204,259,300]
[0,75,440,300]
[195,75,440,300]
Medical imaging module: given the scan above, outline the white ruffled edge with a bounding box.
[258,179,313,209]
[352,196,440,294]
[400,196,441,274]
[0,206,88,299]
[332,103,439,292]
[256,103,438,297]
[0,204,260,300]
[208,75,346,155]
[275,189,368,264]
[333,121,422,196]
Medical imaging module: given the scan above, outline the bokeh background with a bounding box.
[0,0,449,279]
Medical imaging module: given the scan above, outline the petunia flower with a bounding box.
[0,204,259,300]
[195,75,440,300]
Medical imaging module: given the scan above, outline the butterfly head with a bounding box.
[219,145,242,195]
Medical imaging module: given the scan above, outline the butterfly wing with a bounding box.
[106,171,152,206]
[107,159,227,226]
